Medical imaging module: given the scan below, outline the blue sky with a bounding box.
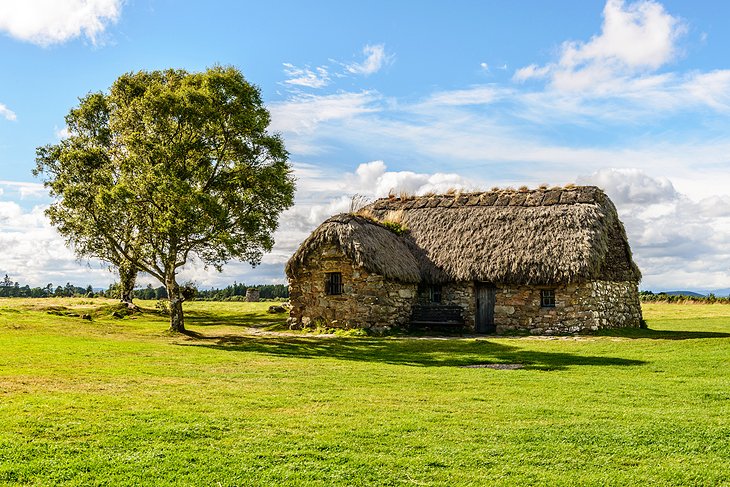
[2,0,730,292]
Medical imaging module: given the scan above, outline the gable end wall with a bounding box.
[287,244,416,333]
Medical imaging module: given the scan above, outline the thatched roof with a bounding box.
[285,214,423,282]
[286,186,641,285]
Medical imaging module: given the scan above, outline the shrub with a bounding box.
[155,300,170,316]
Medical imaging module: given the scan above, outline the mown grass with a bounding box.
[0,298,728,486]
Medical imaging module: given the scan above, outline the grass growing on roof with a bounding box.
[0,298,728,485]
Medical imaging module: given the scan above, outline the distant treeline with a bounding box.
[0,274,288,301]
[195,283,289,301]
[0,275,93,298]
[130,282,288,301]
[639,290,729,303]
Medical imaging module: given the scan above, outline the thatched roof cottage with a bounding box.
[286,186,642,334]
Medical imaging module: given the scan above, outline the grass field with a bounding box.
[0,298,728,486]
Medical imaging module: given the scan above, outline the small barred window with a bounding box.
[429,285,442,303]
[540,289,556,307]
[326,272,343,295]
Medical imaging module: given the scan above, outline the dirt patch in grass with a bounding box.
[460,363,524,369]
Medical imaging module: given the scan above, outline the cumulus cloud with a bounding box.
[298,159,478,222]
[0,200,112,287]
[578,168,730,291]
[514,0,686,92]
[349,160,478,197]
[565,0,683,69]
[506,1,730,118]
[346,44,393,75]
[0,103,16,121]
[576,168,677,205]
[0,0,123,46]
[256,160,479,279]
[282,63,330,89]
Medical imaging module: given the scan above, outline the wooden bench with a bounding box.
[410,304,465,330]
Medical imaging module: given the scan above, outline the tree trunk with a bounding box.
[166,276,185,333]
[118,261,137,306]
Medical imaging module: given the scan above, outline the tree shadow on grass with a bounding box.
[182,310,288,329]
[592,328,730,340]
[178,335,646,371]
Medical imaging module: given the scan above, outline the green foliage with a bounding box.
[0,300,728,485]
[381,220,408,235]
[639,290,730,304]
[34,91,139,301]
[195,282,289,301]
[34,66,295,332]
[155,299,170,316]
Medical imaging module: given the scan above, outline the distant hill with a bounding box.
[660,291,705,297]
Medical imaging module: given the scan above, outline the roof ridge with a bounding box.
[368,186,605,211]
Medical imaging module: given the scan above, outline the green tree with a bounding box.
[34,90,140,306]
[37,66,294,332]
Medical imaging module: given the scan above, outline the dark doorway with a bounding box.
[475,283,496,333]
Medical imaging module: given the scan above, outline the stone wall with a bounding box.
[413,280,641,334]
[442,282,476,329]
[492,280,642,334]
[288,244,416,333]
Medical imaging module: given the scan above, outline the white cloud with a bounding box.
[423,86,502,107]
[576,168,677,205]
[0,0,123,46]
[282,63,330,89]
[348,160,478,197]
[269,91,380,133]
[513,64,551,83]
[504,1,730,120]
[0,200,112,287]
[515,0,686,92]
[346,44,393,75]
[0,103,16,121]
[566,0,683,69]
[0,180,47,199]
[577,168,730,291]
[680,70,730,111]
[255,160,479,280]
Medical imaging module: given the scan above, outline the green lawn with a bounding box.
[0,299,728,486]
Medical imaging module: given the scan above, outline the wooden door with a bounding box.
[475,283,496,334]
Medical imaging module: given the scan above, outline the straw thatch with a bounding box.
[285,214,422,282]
[286,186,641,285]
